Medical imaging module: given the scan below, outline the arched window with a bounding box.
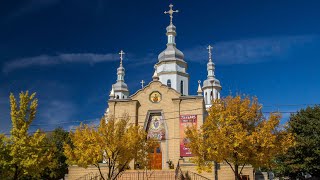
[116,95,119,99]
[180,80,184,95]
[210,91,213,100]
[205,92,207,104]
[167,79,171,88]
[216,92,219,99]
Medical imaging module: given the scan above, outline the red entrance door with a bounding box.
[148,144,162,169]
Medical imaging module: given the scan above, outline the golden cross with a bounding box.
[119,50,125,65]
[164,4,179,24]
[207,45,213,62]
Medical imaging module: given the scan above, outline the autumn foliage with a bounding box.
[0,91,56,180]
[64,115,156,180]
[186,95,294,180]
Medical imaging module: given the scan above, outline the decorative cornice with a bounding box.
[156,59,187,66]
[157,71,189,78]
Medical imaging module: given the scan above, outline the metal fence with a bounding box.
[76,168,210,180]
[186,171,210,180]
[116,171,175,180]
[76,172,101,180]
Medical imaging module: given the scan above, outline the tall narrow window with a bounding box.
[210,91,213,100]
[205,92,208,104]
[180,80,184,95]
[167,79,171,88]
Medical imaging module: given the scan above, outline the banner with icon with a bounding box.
[180,115,197,157]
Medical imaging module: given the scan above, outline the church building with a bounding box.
[107,3,222,170]
[68,4,254,180]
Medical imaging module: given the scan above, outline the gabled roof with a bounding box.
[130,80,181,99]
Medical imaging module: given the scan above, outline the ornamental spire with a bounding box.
[152,65,159,81]
[197,80,203,96]
[112,49,129,99]
[117,50,125,82]
[207,45,213,62]
[164,4,179,25]
[109,85,115,99]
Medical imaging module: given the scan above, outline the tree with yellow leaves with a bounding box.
[0,91,55,180]
[186,95,294,180]
[64,115,156,180]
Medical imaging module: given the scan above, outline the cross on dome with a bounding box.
[119,50,125,66]
[140,80,145,88]
[164,4,179,25]
[207,45,213,62]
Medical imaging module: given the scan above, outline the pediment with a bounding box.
[130,81,181,101]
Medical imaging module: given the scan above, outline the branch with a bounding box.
[240,163,246,174]
[94,163,105,180]
[108,157,112,179]
[224,159,235,173]
[114,160,130,179]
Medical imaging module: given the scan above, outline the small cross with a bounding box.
[119,50,125,65]
[140,80,145,88]
[207,45,213,62]
[164,4,179,25]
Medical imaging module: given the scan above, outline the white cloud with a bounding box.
[3,53,118,73]
[183,35,318,64]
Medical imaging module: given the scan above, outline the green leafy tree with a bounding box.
[275,105,320,178]
[0,91,55,179]
[41,127,70,179]
[0,134,11,179]
[64,115,156,180]
[186,95,294,180]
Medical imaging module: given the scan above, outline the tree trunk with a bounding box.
[234,164,239,180]
[13,165,19,180]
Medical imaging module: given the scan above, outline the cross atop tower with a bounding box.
[119,50,125,66]
[207,45,213,62]
[140,80,145,88]
[164,4,179,25]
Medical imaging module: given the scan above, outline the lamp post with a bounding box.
[209,79,218,180]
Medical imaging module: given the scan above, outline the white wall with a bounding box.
[157,62,189,95]
[158,73,189,95]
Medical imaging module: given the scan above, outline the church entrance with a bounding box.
[146,112,166,170]
[148,143,162,169]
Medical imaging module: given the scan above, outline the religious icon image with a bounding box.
[152,117,160,129]
[149,91,162,103]
[147,114,165,140]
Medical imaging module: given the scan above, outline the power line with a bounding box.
[3,103,317,135]
[3,111,295,136]
[28,104,306,127]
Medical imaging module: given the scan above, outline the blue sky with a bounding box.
[1,0,320,133]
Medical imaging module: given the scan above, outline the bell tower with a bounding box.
[109,50,129,100]
[202,45,222,108]
[155,4,189,95]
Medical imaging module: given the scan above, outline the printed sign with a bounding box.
[180,115,197,157]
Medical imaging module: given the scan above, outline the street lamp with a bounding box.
[209,79,218,180]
